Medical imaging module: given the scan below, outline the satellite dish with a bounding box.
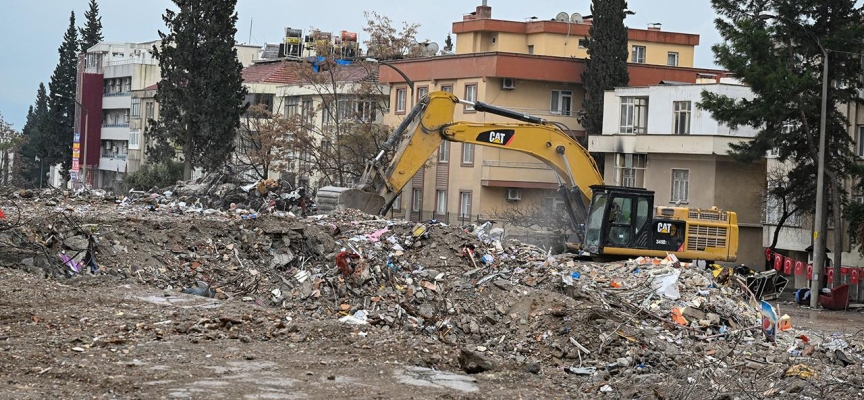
[571,13,584,24]
[425,42,439,56]
[555,12,569,22]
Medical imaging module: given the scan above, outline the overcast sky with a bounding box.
[0,0,720,128]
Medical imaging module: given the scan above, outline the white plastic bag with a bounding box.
[650,269,681,300]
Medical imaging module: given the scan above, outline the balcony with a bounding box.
[480,160,559,189]
[101,125,130,141]
[98,155,127,172]
[102,94,131,109]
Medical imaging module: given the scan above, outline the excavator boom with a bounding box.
[326,91,602,237]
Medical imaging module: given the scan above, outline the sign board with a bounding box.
[70,171,78,181]
[74,132,81,143]
[71,159,80,172]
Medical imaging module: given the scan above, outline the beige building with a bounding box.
[589,82,766,267]
[379,3,727,238]
[455,3,699,67]
[239,60,388,187]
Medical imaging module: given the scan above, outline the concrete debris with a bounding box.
[1,186,863,397]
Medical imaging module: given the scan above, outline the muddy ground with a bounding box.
[2,190,864,399]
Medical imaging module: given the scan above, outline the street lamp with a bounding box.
[759,12,829,308]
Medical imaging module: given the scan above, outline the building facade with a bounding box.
[239,60,388,188]
[73,41,261,189]
[590,82,766,267]
[378,2,728,238]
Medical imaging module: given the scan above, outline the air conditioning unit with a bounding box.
[506,188,522,201]
[502,78,516,90]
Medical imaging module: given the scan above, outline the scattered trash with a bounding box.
[338,310,368,325]
[785,364,815,379]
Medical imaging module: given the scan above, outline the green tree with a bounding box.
[45,11,79,182]
[579,0,630,139]
[79,0,104,52]
[149,0,247,179]
[700,0,864,281]
[18,83,51,187]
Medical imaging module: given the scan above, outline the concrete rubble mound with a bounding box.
[1,187,863,397]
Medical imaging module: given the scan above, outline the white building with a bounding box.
[73,41,261,189]
[589,80,768,267]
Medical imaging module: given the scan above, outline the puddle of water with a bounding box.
[204,360,277,374]
[394,366,479,393]
[134,295,222,309]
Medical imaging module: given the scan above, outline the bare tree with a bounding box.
[280,12,423,189]
[0,113,24,187]
[763,164,808,252]
[234,101,298,180]
[489,199,571,245]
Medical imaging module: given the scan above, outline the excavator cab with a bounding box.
[582,186,656,255]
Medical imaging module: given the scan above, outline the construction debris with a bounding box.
[1,187,862,397]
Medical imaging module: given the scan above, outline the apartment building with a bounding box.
[379,2,727,233]
[239,59,388,187]
[455,2,699,67]
[73,41,261,189]
[589,82,766,266]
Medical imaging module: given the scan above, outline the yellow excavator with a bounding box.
[317,91,738,262]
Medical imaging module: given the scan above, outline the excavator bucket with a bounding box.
[315,186,386,215]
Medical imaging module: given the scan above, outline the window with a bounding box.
[392,194,402,211]
[131,98,141,118]
[441,85,453,93]
[438,141,450,163]
[491,35,497,44]
[551,90,573,116]
[412,189,422,212]
[123,109,130,124]
[436,190,447,215]
[417,86,429,102]
[462,143,475,165]
[858,126,864,157]
[395,88,407,113]
[667,52,679,66]
[464,84,477,111]
[145,102,155,120]
[673,101,691,135]
[632,45,646,64]
[614,153,647,188]
[460,191,472,218]
[128,131,141,149]
[622,169,637,187]
[527,45,534,54]
[123,77,132,93]
[301,99,314,126]
[578,38,588,49]
[671,169,689,203]
[284,97,299,117]
[619,97,648,133]
[243,93,275,115]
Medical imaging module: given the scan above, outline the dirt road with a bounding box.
[0,267,573,399]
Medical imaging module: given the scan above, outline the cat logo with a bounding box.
[657,222,672,234]
[476,129,515,146]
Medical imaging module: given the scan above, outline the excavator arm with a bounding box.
[336,91,603,234]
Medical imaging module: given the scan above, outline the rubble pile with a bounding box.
[1,188,863,397]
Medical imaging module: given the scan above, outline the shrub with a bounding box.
[122,161,184,192]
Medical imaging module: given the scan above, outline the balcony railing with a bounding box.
[101,153,128,160]
[104,91,131,97]
[102,123,130,128]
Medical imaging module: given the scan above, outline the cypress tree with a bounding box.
[149,0,248,179]
[580,0,630,139]
[45,11,79,181]
[79,0,104,52]
[18,83,51,187]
